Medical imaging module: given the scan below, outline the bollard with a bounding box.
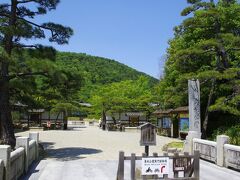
[216,135,229,167]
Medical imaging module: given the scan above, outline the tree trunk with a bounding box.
[63,111,68,130]
[0,76,16,149]
[202,79,215,139]
[102,109,106,130]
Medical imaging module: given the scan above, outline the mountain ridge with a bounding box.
[56,51,159,85]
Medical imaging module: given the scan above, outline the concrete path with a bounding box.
[17,125,240,180]
[200,160,240,180]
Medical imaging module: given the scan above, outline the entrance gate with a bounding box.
[116,150,199,180]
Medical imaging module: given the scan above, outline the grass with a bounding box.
[162,141,184,151]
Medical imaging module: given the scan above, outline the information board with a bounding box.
[179,118,189,132]
[173,157,192,172]
[140,123,156,146]
[142,157,169,175]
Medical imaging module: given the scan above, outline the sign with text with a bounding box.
[173,157,192,172]
[142,157,169,175]
[140,123,156,146]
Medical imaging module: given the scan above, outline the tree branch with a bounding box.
[18,16,52,31]
[9,71,48,79]
[18,17,55,37]
[13,43,38,48]
[17,0,36,4]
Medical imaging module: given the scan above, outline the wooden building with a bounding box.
[22,109,64,128]
[106,112,148,127]
[153,106,189,139]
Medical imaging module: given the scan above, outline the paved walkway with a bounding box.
[17,125,240,180]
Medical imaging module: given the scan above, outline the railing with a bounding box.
[116,151,200,180]
[10,147,25,180]
[193,138,217,163]
[0,132,39,180]
[192,135,240,171]
[224,144,240,169]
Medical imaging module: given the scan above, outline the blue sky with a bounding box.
[28,0,189,78]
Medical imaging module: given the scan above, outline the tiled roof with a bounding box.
[171,106,188,112]
[153,106,188,115]
[153,109,173,114]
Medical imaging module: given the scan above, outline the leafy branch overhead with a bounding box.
[0,0,73,47]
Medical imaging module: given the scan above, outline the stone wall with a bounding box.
[0,132,39,180]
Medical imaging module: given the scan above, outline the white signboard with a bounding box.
[142,157,169,175]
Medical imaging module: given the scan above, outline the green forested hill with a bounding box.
[56,52,158,85]
[55,52,158,101]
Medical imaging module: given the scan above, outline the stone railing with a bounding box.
[192,135,240,170]
[0,132,39,180]
[193,138,217,163]
[10,147,24,180]
[224,144,240,169]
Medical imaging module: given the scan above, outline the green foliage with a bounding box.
[212,125,240,145]
[156,0,240,136]
[88,76,156,118]
[0,0,74,109]
[51,103,79,114]
[29,51,158,118]
[56,52,157,86]
[55,51,158,104]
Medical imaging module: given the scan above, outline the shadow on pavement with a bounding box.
[47,147,102,161]
[19,159,40,180]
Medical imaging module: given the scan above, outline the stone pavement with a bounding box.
[17,125,240,180]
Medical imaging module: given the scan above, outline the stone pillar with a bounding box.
[183,80,201,154]
[16,137,29,173]
[0,145,11,180]
[188,80,201,133]
[29,132,39,160]
[216,135,229,167]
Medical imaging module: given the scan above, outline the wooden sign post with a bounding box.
[139,123,156,156]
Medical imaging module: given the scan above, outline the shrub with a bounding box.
[211,125,240,145]
[225,125,240,145]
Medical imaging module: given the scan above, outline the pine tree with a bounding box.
[0,0,73,148]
